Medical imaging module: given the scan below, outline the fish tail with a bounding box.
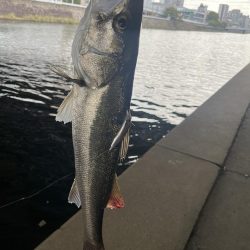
[83,241,105,250]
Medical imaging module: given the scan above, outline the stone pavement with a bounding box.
[186,106,250,250]
[37,64,250,250]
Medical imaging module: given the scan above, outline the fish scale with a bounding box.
[54,0,143,249]
[72,83,123,246]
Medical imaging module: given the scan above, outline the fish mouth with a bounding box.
[79,46,121,88]
[85,46,119,59]
[80,46,119,59]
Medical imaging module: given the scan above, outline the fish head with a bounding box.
[77,0,144,88]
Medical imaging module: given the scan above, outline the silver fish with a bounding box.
[55,0,143,249]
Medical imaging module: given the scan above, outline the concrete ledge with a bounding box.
[186,173,250,250]
[158,63,250,165]
[186,106,250,250]
[225,106,250,175]
[37,64,250,250]
[186,172,250,250]
[37,146,218,250]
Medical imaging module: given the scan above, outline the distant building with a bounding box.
[164,0,184,8]
[226,9,250,29]
[176,0,184,7]
[218,4,229,22]
[178,7,195,18]
[192,3,208,24]
[144,0,184,15]
[227,9,242,24]
[242,15,250,29]
[181,3,209,24]
[227,9,243,27]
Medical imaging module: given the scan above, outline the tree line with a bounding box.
[164,7,227,28]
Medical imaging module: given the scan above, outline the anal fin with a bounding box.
[68,179,81,208]
[106,175,125,209]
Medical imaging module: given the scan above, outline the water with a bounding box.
[1,20,250,249]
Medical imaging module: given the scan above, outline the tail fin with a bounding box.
[83,241,104,250]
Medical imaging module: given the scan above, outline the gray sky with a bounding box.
[184,0,250,15]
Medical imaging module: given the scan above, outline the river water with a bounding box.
[1,20,250,249]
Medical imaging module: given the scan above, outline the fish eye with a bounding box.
[113,14,128,32]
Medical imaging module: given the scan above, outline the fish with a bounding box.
[54,0,143,249]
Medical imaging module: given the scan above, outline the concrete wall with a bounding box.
[0,0,85,23]
[0,0,221,31]
[142,15,220,31]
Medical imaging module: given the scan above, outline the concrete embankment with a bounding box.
[0,0,221,31]
[0,0,84,24]
[36,63,250,250]
[142,15,222,32]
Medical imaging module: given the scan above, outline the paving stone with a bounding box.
[186,172,250,250]
[225,106,250,176]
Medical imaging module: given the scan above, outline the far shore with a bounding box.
[0,14,247,34]
[0,14,78,24]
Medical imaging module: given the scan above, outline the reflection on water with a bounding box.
[1,20,250,249]
[136,29,250,124]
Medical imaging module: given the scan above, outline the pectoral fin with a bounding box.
[56,87,75,124]
[107,175,125,209]
[109,110,131,151]
[119,129,130,161]
[50,65,85,85]
[68,179,81,208]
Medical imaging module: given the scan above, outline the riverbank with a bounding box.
[0,13,78,24]
[0,0,83,24]
[142,15,225,32]
[0,0,225,32]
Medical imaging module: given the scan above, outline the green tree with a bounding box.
[206,11,219,22]
[206,11,226,28]
[164,7,179,20]
[208,19,221,27]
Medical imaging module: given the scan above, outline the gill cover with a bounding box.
[72,0,143,88]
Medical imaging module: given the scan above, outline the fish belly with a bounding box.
[72,85,121,245]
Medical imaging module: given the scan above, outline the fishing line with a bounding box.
[0,126,139,210]
[0,148,118,210]
[0,172,73,210]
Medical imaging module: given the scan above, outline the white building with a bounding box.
[144,0,184,15]
[193,3,208,24]
[218,4,229,22]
